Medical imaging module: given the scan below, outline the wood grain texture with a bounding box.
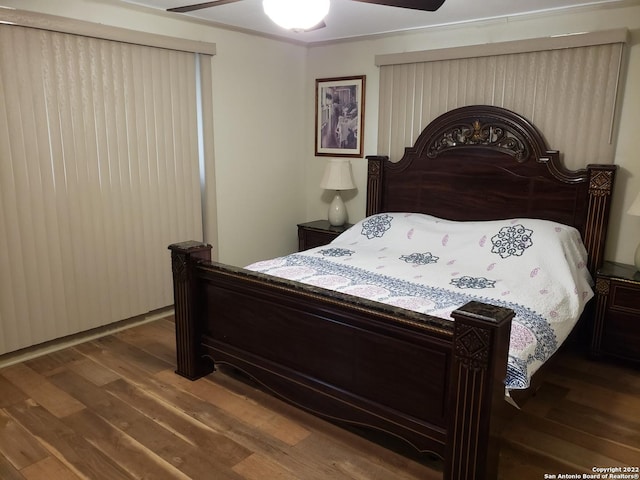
[1,316,638,479]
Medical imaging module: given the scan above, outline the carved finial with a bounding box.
[471,120,488,142]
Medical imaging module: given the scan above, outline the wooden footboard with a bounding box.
[169,241,514,480]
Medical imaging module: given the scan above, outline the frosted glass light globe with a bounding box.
[263,0,330,31]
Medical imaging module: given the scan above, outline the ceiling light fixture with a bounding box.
[263,0,330,32]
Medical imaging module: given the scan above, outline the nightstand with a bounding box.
[591,261,640,363]
[297,220,353,251]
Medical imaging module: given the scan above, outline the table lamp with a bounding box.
[320,158,355,226]
[628,191,640,271]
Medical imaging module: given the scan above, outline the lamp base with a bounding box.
[328,192,347,226]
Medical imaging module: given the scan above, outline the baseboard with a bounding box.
[0,307,174,369]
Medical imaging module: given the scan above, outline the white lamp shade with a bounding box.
[263,0,330,31]
[320,158,355,191]
[628,192,640,216]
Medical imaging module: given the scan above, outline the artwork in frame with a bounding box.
[315,75,365,157]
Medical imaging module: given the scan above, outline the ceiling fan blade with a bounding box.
[351,0,445,12]
[167,0,244,13]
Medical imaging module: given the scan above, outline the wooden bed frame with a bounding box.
[169,105,616,479]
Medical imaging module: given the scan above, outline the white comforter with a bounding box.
[246,213,594,390]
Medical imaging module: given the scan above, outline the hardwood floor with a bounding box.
[0,316,638,480]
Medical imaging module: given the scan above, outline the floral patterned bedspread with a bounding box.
[246,213,594,390]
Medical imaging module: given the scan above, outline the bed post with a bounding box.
[168,241,214,380]
[366,155,386,216]
[583,164,617,274]
[445,301,514,480]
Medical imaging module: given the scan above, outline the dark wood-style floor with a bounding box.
[0,316,638,480]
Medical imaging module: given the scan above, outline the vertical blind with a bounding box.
[377,33,626,169]
[0,24,207,355]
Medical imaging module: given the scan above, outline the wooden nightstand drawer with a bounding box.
[601,309,640,360]
[297,220,353,251]
[302,229,338,249]
[610,283,640,314]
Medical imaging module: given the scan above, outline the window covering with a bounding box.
[377,30,627,169]
[0,20,214,356]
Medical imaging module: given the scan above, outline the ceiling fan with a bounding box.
[167,0,446,33]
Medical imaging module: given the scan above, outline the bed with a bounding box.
[169,105,616,479]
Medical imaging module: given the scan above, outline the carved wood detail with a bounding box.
[454,323,491,371]
[589,168,615,196]
[171,252,187,283]
[366,156,384,217]
[595,277,611,296]
[427,120,529,160]
[583,165,617,273]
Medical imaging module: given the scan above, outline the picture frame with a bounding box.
[315,75,365,157]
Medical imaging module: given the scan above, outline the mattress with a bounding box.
[246,212,594,390]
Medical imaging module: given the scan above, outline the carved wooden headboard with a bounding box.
[366,105,616,274]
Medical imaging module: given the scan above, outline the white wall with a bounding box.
[4,0,639,268]
[306,3,640,267]
[207,32,307,265]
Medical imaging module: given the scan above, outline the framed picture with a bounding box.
[315,75,365,157]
